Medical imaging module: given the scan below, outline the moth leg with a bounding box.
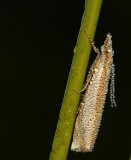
[85,29,101,56]
[77,102,85,115]
[76,68,100,115]
[74,74,92,93]
[75,54,101,94]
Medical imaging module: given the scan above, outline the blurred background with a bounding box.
[0,0,131,159]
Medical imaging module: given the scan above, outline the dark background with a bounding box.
[0,0,131,159]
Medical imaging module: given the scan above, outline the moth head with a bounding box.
[101,33,113,55]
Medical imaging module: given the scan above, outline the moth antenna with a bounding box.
[110,62,117,107]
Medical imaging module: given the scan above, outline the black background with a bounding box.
[0,0,131,159]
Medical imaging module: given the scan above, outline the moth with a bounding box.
[71,29,116,152]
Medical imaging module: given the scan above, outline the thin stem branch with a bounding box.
[49,0,103,159]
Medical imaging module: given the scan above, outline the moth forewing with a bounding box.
[71,32,116,152]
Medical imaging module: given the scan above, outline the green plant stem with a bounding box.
[49,0,103,159]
